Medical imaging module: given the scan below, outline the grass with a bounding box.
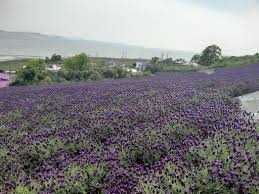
[211,54,259,69]
[0,59,30,71]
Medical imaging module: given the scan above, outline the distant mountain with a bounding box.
[0,30,194,60]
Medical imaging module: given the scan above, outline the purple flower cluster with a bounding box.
[0,64,259,193]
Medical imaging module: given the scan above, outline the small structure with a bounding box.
[189,62,199,67]
[125,68,138,75]
[173,58,187,65]
[135,62,151,71]
[46,64,61,72]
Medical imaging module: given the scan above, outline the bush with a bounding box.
[166,123,198,141]
[102,67,130,79]
[212,54,259,68]
[120,130,169,166]
[140,162,234,194]
[90,127,115,143]
[145,64,161,74]
[19,138,64,173]
[64,53,90,71]
[12,59,47,85]
[14,186,36,194]
[54,163,107,194]
[102,68,115,78]
[228,83,253,97]
[87,70,103,81]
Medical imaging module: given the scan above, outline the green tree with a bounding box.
[191,54,201,64]
[199,45,222,66]
[64,53,90,71]
[151,57,160,64]
[50,54,62,63]
[162,58,173,65]
[13,59,46,85]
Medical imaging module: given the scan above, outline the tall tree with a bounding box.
[64,53,90,71]
[151,57,160,64]
[199,45,222,66]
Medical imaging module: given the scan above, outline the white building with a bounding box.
[46,64,61,72]
[135,62,150,71]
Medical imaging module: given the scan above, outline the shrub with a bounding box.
[14,186,36,194]
[102,68,115,78]
[102,67,130,79]
[145,64,161,74]
[140,162,235,194]
[12,59,47,85]
[228,83,253,97]
[63,53,90,72]
[90,127,115,143]
[54,163,107,194]
[87,70,103,81]
[19,138,64,173]
[166,123,198,141]
[120,130,170,166]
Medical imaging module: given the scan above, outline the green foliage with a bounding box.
[140,162,234,194]
[64,53,90,71]
[0,59,30,71]
[54,163,107,194]
[14,186,36,194]
[12,59,46,85]
[187,134,231,167]
[90,127,115,143]
[212,54,259,68]
[191,54,201,63]
[167,123,197,141]
[146,59,198,73]
[61,53,129,81]
[0,148,9,184]
[151,57,160,64]
[87,70,103,81]
[120,130,169,166]
[145,64,161,74]
[113,67,129,78]
[50,54,62,63]
[228,83,253,97]
[199,45,222,66]
[20,138,64,173]
[102,67,130,79]
[45,54,62,64]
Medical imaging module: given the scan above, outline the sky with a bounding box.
[0,0,259,55]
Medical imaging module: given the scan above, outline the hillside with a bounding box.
[0,30,194,59]
[0,65,258,193]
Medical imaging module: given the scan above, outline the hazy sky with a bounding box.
[1,0,259,55]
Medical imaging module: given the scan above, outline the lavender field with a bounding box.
[0,64,259,194]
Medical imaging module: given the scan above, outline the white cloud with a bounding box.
[0,0,259,55]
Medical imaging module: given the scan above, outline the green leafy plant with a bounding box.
[20,138,64,173]
[120,130,170,166]
[14,186,36,194]
[55,163,107,194]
